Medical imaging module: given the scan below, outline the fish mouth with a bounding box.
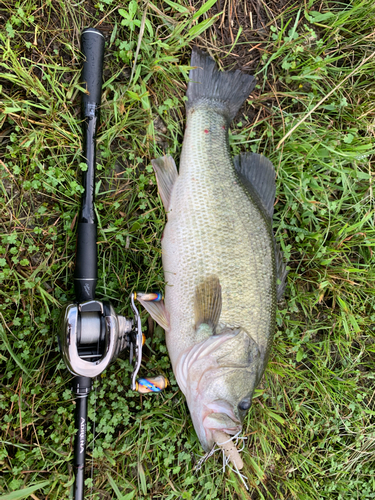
[199,401,242,451]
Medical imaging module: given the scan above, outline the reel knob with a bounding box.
[135,375,168,394]
[134,292,163,302]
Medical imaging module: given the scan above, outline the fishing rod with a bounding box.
[58,28,167,500]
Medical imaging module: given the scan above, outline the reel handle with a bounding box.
[132,292,168,394]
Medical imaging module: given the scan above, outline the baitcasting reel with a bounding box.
[59,293,167,393]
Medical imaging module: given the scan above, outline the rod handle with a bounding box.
[81,28,105,117]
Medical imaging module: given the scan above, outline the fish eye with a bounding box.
[238,399,251,411]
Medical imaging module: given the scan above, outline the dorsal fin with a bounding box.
[233,153,275,218]
[194,276,222,333]
[233,153,287,297]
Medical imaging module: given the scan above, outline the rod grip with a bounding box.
[81,28,105,117]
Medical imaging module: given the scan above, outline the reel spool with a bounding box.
[59,293,167,392]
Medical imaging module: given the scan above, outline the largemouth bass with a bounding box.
[138,49,287,454]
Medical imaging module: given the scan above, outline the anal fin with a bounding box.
[151,155,178,212]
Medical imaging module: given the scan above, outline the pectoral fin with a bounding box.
[194,275,222,333]
[136,296,170,331]
[151,155,178,212]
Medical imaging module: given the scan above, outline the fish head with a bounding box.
[176,326,263,452]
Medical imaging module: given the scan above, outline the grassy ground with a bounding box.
[1,0,375,498]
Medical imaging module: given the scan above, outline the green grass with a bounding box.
[1,0,375,498]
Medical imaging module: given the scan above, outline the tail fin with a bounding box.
[186,48,256,122]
